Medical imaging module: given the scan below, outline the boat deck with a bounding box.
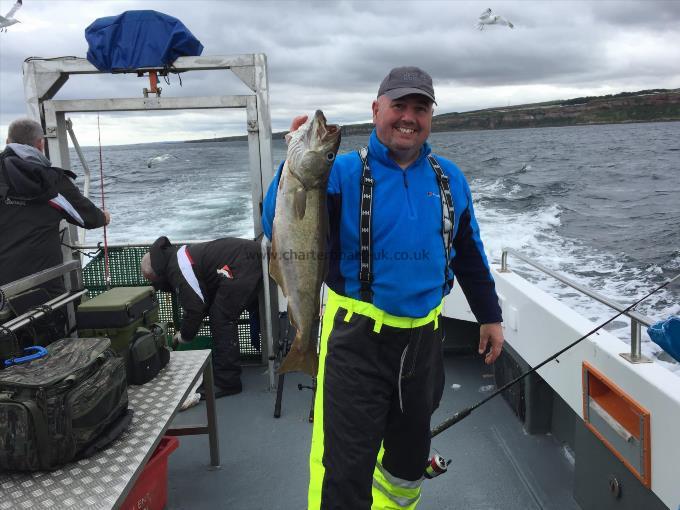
[167,353,581,510]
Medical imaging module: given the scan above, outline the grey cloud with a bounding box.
[1,0,679,144]
[589,0,680,28]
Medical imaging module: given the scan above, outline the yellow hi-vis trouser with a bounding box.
[308,289,444,510]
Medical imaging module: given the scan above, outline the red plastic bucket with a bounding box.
[121,436,179,510]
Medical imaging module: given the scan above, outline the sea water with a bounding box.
[70,121,680,371]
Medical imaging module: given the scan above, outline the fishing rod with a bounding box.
[96,114,111,290]
[431,272,680,439]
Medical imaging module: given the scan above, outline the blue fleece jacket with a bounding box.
[262,130,502,322]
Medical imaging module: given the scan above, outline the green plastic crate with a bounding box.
[78,309,160,359]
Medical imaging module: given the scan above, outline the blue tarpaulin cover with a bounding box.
[648,316,680,362]
[85,10,203,72]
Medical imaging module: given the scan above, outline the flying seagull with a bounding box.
[0,0,22,32]
[478,7,514,30]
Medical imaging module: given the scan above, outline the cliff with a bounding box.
[430,89,680,132]
[187,89,680,143]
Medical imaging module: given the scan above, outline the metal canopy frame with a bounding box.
[23,54,274,237]
[21,54,278,367]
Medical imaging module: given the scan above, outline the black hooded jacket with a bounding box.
[148,236,262,340]
[0,146,107,294]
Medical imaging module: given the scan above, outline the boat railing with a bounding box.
[0,260,86,335]
[500,247,654,364]
[76,240,215,250]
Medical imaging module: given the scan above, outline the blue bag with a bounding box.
[647,316,680,362]
[85,10,204,72]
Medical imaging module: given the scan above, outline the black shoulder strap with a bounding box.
[427,155,455,293]
[356,150,455,302]
[357,147,374,302]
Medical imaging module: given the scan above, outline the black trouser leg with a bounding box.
[209,288,242,391]
[209,313,242,390]
[381,322,445,481]
[320,310,411,510]
[207,276,262,390]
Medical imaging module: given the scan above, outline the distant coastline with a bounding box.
[186,88,680,143]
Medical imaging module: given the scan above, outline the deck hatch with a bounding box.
[582,361,651,488]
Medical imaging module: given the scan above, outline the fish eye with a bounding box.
[326,152,335,161]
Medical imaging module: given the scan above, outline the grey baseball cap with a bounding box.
[377,66,436,104]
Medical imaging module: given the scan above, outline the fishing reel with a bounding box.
[424,452,452,479]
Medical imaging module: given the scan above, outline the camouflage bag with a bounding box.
[0,337,131,471]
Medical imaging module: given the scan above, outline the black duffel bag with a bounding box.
[128,323,170,385]
[0,337,131,471]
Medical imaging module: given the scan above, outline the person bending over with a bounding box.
[141,236,262,397]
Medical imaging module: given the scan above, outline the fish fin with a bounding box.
[278,311,318,376]
[277,334,319,377]
[269,236,288,297]
[293,189,307,220]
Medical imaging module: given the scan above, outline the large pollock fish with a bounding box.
[270,110,341,376]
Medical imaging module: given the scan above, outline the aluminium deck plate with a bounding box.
[0,350,210,510]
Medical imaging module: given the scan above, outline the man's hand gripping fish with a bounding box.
[270,110,341,376]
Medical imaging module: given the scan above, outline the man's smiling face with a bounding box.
[372,94,433,162]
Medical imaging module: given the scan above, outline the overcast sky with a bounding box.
[1,0,679,146]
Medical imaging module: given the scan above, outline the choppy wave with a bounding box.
[467,164,678,371]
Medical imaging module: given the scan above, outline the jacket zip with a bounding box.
[401,169,416,219]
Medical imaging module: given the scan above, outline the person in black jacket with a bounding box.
[0,118,109,343]
[141,236,262,397]
[0,118,110,292]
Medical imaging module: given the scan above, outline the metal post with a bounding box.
[43,103,80,334]
[246,97,264,237]
[65,118,91,199]
[253,53,274,188]
[261,237,276,391]
[65,118,93,250]
[202,355,221,468]
[500,250,509,272]
[621,318,652,364]
[631,319,642,359]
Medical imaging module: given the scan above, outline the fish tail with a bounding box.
[277,334,319,377]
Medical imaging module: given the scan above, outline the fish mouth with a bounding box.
[324,124,340,139]
[311,110,340,144]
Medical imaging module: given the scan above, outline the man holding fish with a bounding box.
[262,66,503,510]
